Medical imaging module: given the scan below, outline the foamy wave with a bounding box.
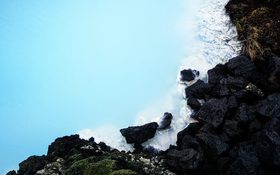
[78,0,241,152]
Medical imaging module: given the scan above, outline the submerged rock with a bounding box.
[120,122,159,144]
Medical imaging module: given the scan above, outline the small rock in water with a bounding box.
[158,112,173,130]
[120,122,159,144]
[180,69,199,82]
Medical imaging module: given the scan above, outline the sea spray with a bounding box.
[78,0,241,151]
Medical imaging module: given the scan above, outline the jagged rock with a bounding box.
[211,84,231,97]
[208,64,228,84]
[267,56,280,91]
[17,156,47,175]
[120,122,158,144]
[228,143,260,175]
[47,135,89,158]
[196,125,229,160]
[6,171,16,175]
[256,93,280,119]
[223,120,243,139]
[158,112,173,130]
[220,76,248,89]
[185,80,212,99]
[180,69,199,82]
[257,118,280,167]
[176,122,202,149]
[166,148,204,173]
[227,95,239,109]
[187,97,201,110]
[227,56,257,79]
[194,98,228,128]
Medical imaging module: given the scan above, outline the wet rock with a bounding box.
[17,156,47,175]
[158,112,173,130]
[227,56,257,79]
[195,98,228,128]
[208,64,228,84]
[180,69,199,82]
[120,122,158,144]
[187,97,201,110]
[185,80,212,99]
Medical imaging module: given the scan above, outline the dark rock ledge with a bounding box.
[7,0,280,175]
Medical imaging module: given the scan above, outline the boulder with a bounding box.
[47,135,89,158]
[257,118,280,167]
[208,64,228,84]
[196,125,229,160]
[194,98,228,128]
[185,80,212,99]
[120,122,158,144]
[180,69,199,82]
[158,112,173,130]
[227,56,257,79]
[166,148,204,173]
[256,93,280,119]
[176,122,202,149]
[228,143,260,175]
[17,156,47,175]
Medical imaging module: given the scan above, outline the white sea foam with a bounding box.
[78,0,241,151]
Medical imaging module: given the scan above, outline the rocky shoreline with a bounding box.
[7,0,280,175]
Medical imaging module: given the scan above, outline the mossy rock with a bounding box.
[66,157,118,175]
[110,169,137,175]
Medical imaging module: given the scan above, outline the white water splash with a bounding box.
[78,0,241,151]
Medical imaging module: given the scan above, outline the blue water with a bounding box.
[0,0,187,173]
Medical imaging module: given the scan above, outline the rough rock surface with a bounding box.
[120,122,159,144]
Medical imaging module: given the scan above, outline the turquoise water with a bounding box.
[0,0,188,173]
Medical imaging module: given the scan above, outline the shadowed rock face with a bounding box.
[120,122,159,144]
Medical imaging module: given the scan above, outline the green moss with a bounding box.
[66,157,118,175]
[110,169,137,175]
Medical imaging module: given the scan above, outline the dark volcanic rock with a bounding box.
[17,156,47,175]
[177,122,202,149]
[196,125,229,160]
[180,69,199,82]
[158,112,173,130]
[187,97,201,110]
[227,56,257,79]
[256,93,280,119]
[257,118,280,167]
[208,64,228,84]
[6,171,16,175]
[47,135,88,158]
[185,80,211,99]
[228,143,260,175]
[120,122,158,144]
[194,98,228,128]
[166,148,204,173]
